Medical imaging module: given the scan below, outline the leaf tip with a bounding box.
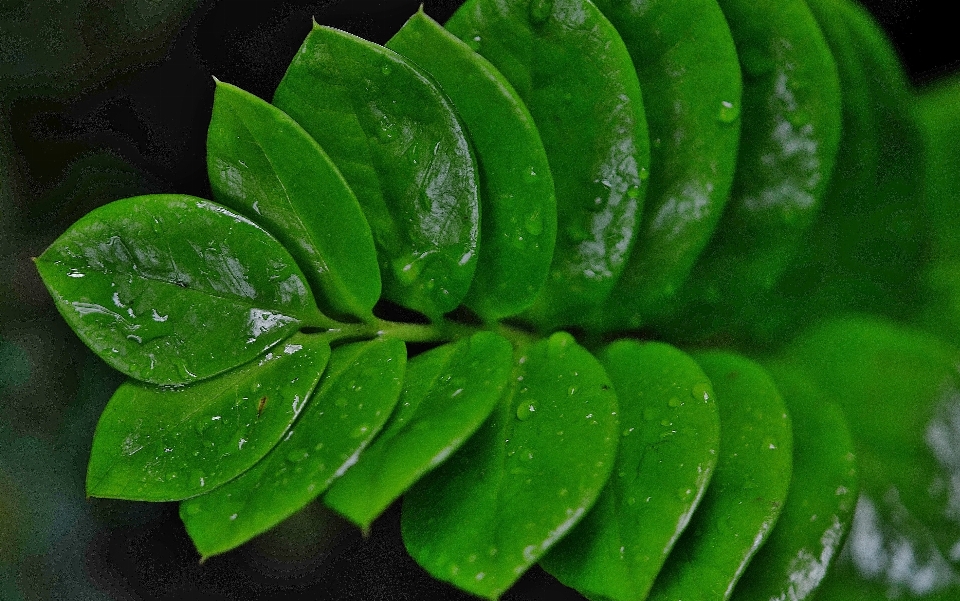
[211,74,221,85]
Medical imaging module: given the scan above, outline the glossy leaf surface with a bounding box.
[649,351,792,600]
[446,0,649,328]
[781,316,960,572]
[592,0,742,330]
[207,80,381,321]
[325,331,513,529]
[179,337,406,558]
[35,194,323,385]
[402,332,619,598]
[541,341,720,601]
[87,333,330,502]
[753,0,926,346]
[386,10,556,322]
[684,0,841,307]
[274,24,480,320]
[733,362,858,601]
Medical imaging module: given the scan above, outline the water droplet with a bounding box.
[622,427,635,437]
[524,211,543,236]
[519,450,534,462]
[627,496,637,505]
[335,397,348,408]
[529,0,553,26]
[381,64,392,76]
[668,397,681,408]
[351,424,370,438]
[691,383,710,402]
[287,449,309,463]
[392,254,422,285]
[185,504,201,516]
[717,100,739,124]
[467,35,482,51]
[677,487,692,500]
[643,407,657,421]
[516,400,538,420]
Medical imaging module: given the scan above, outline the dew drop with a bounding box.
[717,100,739,124]
[524,211,543,236]
[516,400,538,421]
[287,449,309,463]
[381,64,392,76]
[185,504,201,516]
[668,397,681,408]
[691,383,710,402]
[392,255,422,285]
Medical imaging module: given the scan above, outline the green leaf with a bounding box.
[273,24,480,320]
[386,10,557,322]
[445,0,650,328]
[591,0,742,330]
[741,0,927,348]
[648,351,793,600]
[207,80,381,322]
[401,332,619,599]
[732,362,859,601]
[917,74,960,345]
[86,333,330,502]
[179,337,406,558]
[680,0,842,309]
[35,194,325,385]
[325,331,513,530]
[541,340,720,601]
[780,316,960,572]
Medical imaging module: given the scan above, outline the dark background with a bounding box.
[1,1,957,599]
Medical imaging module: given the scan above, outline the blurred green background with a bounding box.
[1,0,958,599]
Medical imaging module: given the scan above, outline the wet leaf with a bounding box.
[207,80,381,322]
[325,331,513,529]
[402,332,619,599]
[648,351,792,600]
[35,194,325,385]
[541,341,720,601]
[179,337,405,558]
[386,10,556,322]
[592,0,742,330]
[733,362,859,601]
[446,0,650,328]
[86,333,330,502]
[274,24,479,320]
